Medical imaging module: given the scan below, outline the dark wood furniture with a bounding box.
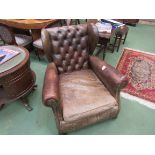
[0,24,32,49]
[41,24,128,134]
[87,19,110,58]
[87,19,128,58]
[113,26,129,52]
[32,19,81,60]
[114,19,139,26]
[0,19,59,41]
[0,45,36,111]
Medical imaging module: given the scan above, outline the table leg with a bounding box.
[20,85,37,111]
[21,97,33,111]
[117,35,122,52]
[95,45,102,56]
[0,104,5,110]
[33,84,37,91]
[0,86,6,110]
[31,29,41,41]
[123,32,128,44]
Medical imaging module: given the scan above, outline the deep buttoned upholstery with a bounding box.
[42,24,128,134]
[48,25,89,73]
[42,24,98,73]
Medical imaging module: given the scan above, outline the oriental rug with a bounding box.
[116,48,155,109]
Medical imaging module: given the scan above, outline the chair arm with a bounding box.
[89,56,128,98]
[42,63,59,108]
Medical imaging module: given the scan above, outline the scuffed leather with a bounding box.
[42,63,59,108]
[41,24,128,134]
[59,69,118,122]
[41,24,98,73]
[89,56,128,98]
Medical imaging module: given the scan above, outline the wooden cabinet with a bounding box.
[114,19,139,26]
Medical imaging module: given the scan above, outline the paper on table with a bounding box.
[102,19,125,27]
[0,54,6,62]
[0,48,20,65]
[95,22,112,33]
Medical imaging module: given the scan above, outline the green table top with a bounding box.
[0,46,26,74]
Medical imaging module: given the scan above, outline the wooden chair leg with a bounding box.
[104,44,107,51]
[77,19,80,24]
[59,20,63,26]
[34,48,41,61]
[117,35,122,52]
[96,42,105,55]
[21,97,33,111]
[95,45,102,56]
[123,32,128,44]
[103,50,106,60]
[0,104,5,110]
[112,35,118,52]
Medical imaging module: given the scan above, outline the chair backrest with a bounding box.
[41,24,99,74]
[0,24,17,45]
[61,19,80,26]
[66,19,72,26]
[87,19,98,24]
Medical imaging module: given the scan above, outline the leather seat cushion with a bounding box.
[60,69,118,122]
[33,38,43,49]
[15,34,32,47]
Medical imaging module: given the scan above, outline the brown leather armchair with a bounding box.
[41,24,128,134]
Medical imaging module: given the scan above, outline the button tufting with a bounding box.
[47,24,90,73]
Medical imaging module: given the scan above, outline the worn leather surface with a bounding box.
[41,24,98,73]
[89,56,128,98]
[60,69,118,122]
[42,63,59,108]
[42,24,127,133]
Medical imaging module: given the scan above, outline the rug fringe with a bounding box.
[123,47,155,56]
[121,92,155,109]
[116,47,155,68]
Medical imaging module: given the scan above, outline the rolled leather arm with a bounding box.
[42,63,59,108]
[89,56,128,98]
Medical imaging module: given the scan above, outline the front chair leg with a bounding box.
[117,35,122,52]
[34,48,41,61]
[95,45,103,56]
[123,32,128,44]
[103,50,106,60]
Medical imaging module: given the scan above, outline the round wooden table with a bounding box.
[0,19,59,40]
[0,45,36,111]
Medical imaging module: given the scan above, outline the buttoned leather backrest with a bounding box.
[41,24,99,74]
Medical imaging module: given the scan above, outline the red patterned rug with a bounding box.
[116,48,155,108]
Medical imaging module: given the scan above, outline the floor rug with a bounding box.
[116,48,155,109]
